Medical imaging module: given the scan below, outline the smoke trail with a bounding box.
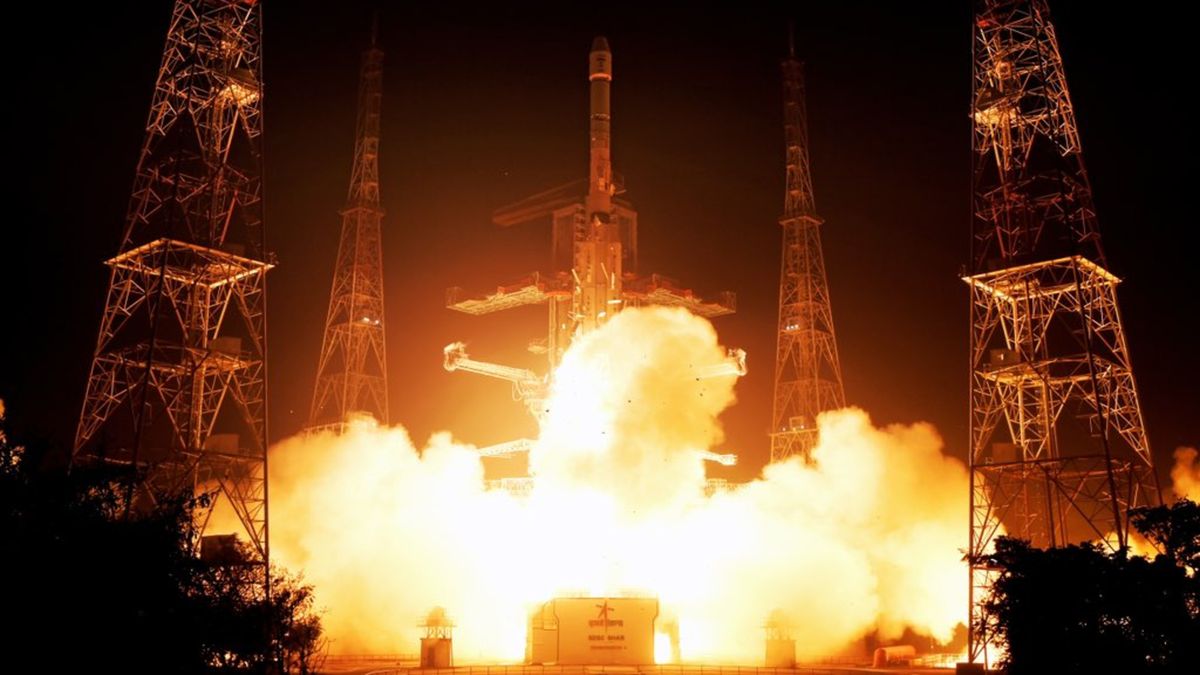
[265,307,968,660]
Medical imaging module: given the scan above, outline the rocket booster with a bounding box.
[588,36,613,218]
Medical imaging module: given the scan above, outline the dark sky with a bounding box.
[6,1,1196,481]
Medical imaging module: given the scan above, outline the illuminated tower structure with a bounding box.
[769,37,845,463]
[309,23,389,432]
[449,38,734,366]
[444,37,740,463]
[74,0,270,561]
[965,0,1159,662]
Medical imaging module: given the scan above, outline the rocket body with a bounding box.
[574,36,622,336]
[587,36,613,217]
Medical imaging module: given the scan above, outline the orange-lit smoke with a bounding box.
[1169,447,1200,502]
[268,307,968,661]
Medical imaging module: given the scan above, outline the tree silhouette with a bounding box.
[0,403,323,673]
[977,501,1200,675]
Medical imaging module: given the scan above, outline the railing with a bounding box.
[364,666,855,675]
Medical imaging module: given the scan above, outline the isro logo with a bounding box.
[596,601,614,621]
[592,600,623,626]
[589,600,625,632]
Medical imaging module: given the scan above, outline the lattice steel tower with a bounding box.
[965,0,1159,663]
[74,0,270,562]
[309,22,389,432]
[769,36,845,463]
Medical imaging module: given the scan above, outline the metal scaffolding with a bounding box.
[769,36,845,463]
[965,0,1160,663]
[74,0,270,562]
[444,37,738,467]
[309,21,390,433]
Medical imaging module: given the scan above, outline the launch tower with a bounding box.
[965,0,1159,663]
[444,38,741,462]
[74,0,270,562]
[769,35,846,462]
[310,21,390,433]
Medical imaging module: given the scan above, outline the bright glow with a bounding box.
[1110,445,1200,560]
[265,307,969,660]
[1170,446,1200,501]
[654,630,672,663]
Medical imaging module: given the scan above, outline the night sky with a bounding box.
[6,1,1196,482]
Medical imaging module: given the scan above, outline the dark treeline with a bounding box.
[0,403,323,673]
[976,500,1200,674]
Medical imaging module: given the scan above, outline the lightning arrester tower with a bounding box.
[966,0,1159,664]
[769,33,845,463]
[309,20,389,432]
[74,0,271,563]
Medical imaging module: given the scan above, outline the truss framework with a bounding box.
[966,255,1157,662]
[966,2,1158,663]
[447,272,734,321]
[971,0,1102,269]
[769,51,845,462]
[446,38,733,379]
[310,26,389,432]
[74,0,269,563]
[445,39,737,472]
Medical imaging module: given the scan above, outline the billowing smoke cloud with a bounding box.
[1170,446,1200,502]
[267,307,968,661]
[531,307,732,512]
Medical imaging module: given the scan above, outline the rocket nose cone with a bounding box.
[591,36,610,53]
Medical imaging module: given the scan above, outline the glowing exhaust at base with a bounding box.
[264,307,970,661]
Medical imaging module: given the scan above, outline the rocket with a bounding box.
[573,36,623,335]
[587,36,614,219]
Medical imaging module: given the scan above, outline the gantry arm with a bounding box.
[443,341,547,415]
[696,348,748,380]
[476,438,535,458]
[443,342,541,385]
[700,451,738,466]
[444,342,743,466]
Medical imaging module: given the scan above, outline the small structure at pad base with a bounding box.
[420,607,454,668]
[527,596,658,665]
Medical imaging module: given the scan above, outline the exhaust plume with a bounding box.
[266,307,968,661]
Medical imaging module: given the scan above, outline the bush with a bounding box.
[976,501,1200,675]
[0,407,323,673]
